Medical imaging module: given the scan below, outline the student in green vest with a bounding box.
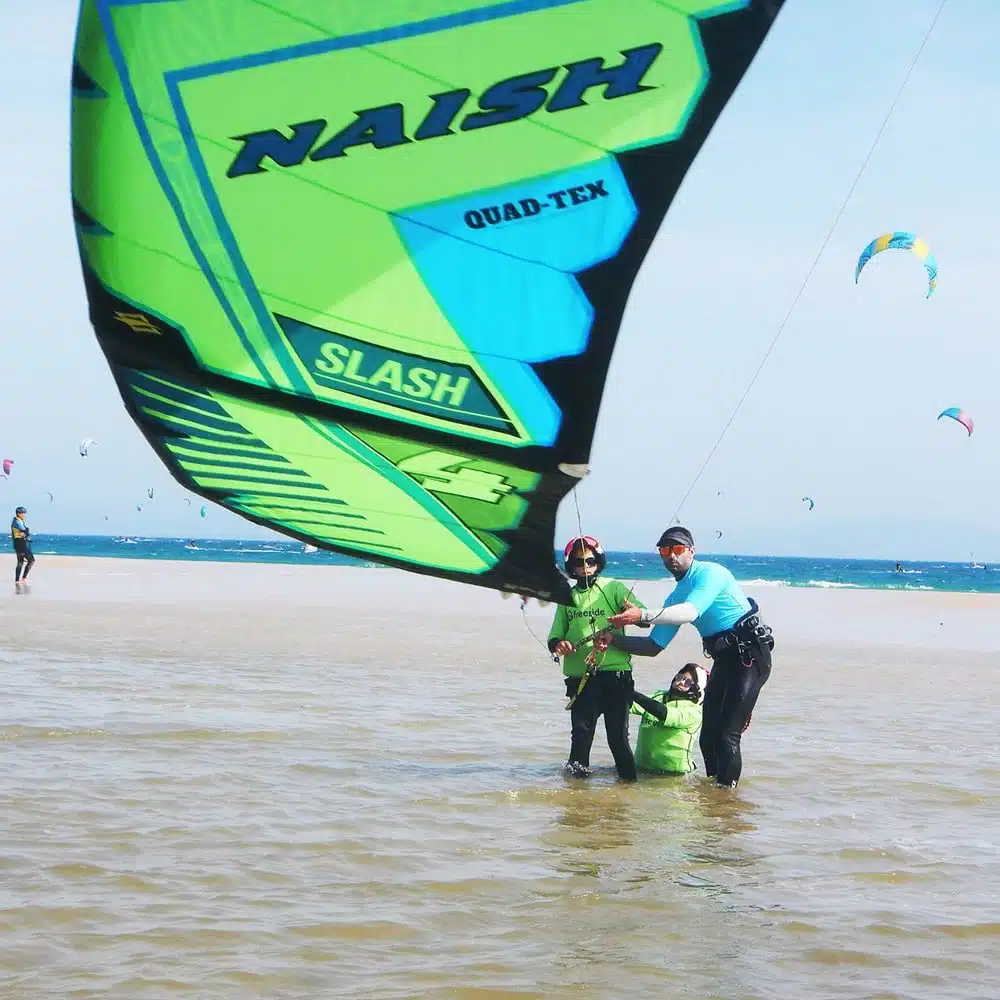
[547,535,644,781]
[631,664,708,775]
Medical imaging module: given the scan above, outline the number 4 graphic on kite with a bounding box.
[397,451,515,503]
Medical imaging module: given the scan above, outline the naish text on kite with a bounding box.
[226,44,663,178]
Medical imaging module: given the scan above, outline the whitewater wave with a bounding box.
[218,545,284,553]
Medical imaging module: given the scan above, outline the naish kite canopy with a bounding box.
[71,0,784,604]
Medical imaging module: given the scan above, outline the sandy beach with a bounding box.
[4,555,999,660]
[2,557,999,999]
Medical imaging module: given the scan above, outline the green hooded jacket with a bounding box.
[631,691,703,774]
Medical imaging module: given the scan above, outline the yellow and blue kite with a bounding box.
[855,232,937,298]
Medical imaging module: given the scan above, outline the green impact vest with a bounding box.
[547,576,644,678]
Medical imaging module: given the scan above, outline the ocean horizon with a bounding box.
[17,534,999,594]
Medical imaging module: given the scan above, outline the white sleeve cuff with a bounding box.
[640,602,698,626]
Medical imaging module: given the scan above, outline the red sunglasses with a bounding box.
[658,544,689,557]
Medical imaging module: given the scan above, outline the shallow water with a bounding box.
[2,591,999,999]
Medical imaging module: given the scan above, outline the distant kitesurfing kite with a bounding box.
[938,407,973,436]
[855,232,937,298]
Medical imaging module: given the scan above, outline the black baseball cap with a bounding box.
[656,525,694,548]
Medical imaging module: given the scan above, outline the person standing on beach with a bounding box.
[11,506,34,585]
[594,526,773,788]
[547,535,644,782]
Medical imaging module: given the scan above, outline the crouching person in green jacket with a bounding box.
[631,664,708,775]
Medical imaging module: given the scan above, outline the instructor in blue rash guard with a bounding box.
[595,526,774,787]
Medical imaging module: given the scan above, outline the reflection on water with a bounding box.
[1,620,999,1000]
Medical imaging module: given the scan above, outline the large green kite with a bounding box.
[72,0,784,604]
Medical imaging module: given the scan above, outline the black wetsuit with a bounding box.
[11,518,33,582]
[565,671,637,781]
[700,625,772,787]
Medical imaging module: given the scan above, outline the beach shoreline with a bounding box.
[2,556,998,659]
[24,536,1000,596]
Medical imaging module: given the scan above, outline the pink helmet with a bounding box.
[562,535,606,574]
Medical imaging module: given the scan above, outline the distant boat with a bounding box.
[303,543,318,554]
[970,552,986,569]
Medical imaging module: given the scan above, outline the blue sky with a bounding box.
[1,0,997,559]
